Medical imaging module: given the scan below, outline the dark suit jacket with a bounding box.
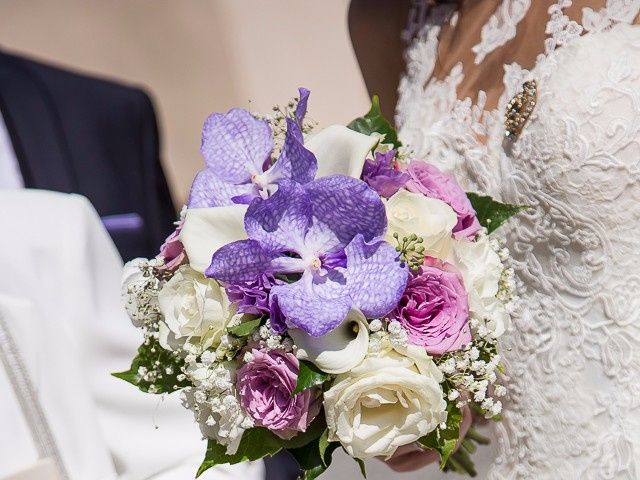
[0,50,176,261]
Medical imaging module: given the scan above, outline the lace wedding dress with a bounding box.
[397,1,640,478]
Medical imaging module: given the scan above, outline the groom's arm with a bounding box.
[348,0,411,124]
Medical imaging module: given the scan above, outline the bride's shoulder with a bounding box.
[348,0,412,121]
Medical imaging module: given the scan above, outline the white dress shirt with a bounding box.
[0,190,263,480]
[0,111,23,189]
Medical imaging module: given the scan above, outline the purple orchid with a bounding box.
[361,150,410,198]
[188,88,317,208]
[206,176,409,337]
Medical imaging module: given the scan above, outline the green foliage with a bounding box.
[293,360,330,395]
[197,415,329,478]
[347,95,402,149]
[227,317,263,337]
[353,457,367,478]
[282,414,327,449]
[467,193,527,234]
[289,430,340,480]
[112,338,188,394]
[417,402,463,468]
[197,428,283,477]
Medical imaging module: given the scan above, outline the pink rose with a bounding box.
[237,348,321,439]
[391,257,471,355]
[405,160,481,239]
[158,223,186,271]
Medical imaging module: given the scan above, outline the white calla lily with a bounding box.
[179,204,248,273]
[306,125,378,179]
[289,309,369,375]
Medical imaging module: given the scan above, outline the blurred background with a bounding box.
[0,0,370,207]
[0,1,449,478]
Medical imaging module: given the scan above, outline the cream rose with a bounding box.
[450,237,509,336]
[323,344,446,459]
[385,190,457,259]
[157,265,235,351]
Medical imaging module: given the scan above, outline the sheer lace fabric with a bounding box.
[397,1,640,478]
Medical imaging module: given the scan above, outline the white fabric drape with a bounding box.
[0,189,263,480]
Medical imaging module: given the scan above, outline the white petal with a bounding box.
[290,309,369,374]
[179,205,248,273]
[306,125,378,179]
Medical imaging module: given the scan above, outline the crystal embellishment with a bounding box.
[505,80,537,139]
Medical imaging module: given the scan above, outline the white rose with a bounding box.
[450,237,509,336]
[289,309,369,375]
[158,265,235,351]
[323,344,446,459]
[385,190,457,259]
[121,258,160,328]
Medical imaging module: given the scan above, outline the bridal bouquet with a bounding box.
[117,89,521,478]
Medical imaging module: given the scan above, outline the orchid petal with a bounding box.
[306,175,387,246]
[271,273,351,336]
[295,87,310,125]
[289,309,369,374]
[346,235,409,318]
[244,181,311,253]
[188,168,256,208]
[200,108,273,183]
[267,118,317,184]
[206,239,277,284]
[306,125,378,179]
[180,205,247,272]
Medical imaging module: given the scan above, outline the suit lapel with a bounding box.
[0,53,75,192]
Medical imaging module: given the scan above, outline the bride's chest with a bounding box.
[398,24,640,211]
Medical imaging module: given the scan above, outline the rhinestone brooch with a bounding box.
[505,80,537,140]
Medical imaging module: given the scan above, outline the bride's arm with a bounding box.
[348,0,410,124]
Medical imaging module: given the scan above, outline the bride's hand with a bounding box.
[379,406,472,472]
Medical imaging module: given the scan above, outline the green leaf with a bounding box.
[417,403,463,469]
[353,457,367,478]
[289,429,340,480]
[227,317,262,337]
[112,338,189,394]
[198,417,329,478]
[293,360,330,395]
[197,428,283,477]
[347,95,401,149]
[467,193,527,234]
[281,413,326,449]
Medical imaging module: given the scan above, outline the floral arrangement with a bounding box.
[116,89,522,478]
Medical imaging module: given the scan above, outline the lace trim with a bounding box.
[0,313,69,480]
[398,2,640,478]
[582,0,640,32]
[472,0,532,64]
[544,0,584,54]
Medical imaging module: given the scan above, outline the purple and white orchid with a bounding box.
[188,88,316,208]
[206,176,409,337]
